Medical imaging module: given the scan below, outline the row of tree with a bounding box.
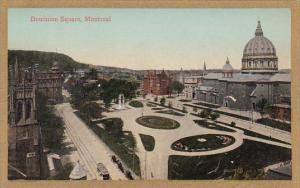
[100,79,140,108]
[36,92,65,151]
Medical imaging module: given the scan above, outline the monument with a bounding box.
[117,93,125,110]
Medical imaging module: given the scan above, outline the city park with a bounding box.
[65,77,291,180]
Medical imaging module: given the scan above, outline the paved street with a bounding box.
[55,103,127,180]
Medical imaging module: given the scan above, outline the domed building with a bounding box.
[193,20,291,121]
[222,57,233,78]
[242,21,278,74]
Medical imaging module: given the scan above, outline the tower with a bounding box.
[203,61,207,76]
[8,58,42,179]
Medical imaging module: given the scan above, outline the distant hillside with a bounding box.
[8,50,88,71]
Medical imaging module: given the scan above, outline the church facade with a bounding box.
[8,61,43,179]
[193,21,290,121]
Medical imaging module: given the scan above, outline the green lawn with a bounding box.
[168,140,291,180]
[129,100,144,108]
[139,134,155,151]
[146,103,157,107]
[136,115,180,129]
[156,110,185,117]
[194,120,236,133]
[256,118,291,132]
[171,134,235,152]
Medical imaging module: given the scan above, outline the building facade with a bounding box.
[8,61,42,179]
[193,21,291,118]
[36,61,63,104]
[143,70,171,95]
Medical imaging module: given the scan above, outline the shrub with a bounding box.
[160,97,166,106]
[210,112,220,121]
[199,109,211,119]
[129,100,143,108]
[230,121,236,127]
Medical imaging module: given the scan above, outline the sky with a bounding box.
[8,8,291,70]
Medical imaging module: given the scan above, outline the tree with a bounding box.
[230,121,236,127]
[256,98,268,118]
[101,79,140,104]
[103,96,112,110]
[198,109,211,119]
[36,92,65,151]
[168,101,172,108]
[79,102,103,120]
[210,112,220,121]
[182,106,187,113]
[160,97,166,106]
[104,118,123,137]
[193,107,198,113]
[170,80,184,96]
[154,96,158,102]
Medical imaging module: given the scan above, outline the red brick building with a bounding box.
[270,95,291,122]
[143,70,171,95]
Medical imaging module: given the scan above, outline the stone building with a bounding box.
[8,61,42,179]
[143,70,171,95]
[194,21,290,117]
[36,61,63,104]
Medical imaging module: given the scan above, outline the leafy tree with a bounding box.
[103,118,123,137]
[210,112,220,121]
[230,121,236,127]
[256,98,268,118]
[198,109,211,119]
[101,79,140,105]
[168,101,172,108]
[170,80,184,96]
[193,107,198,112]
[182,106,187,113]
[86,68,98,80]
[154,96,158,102]
[160,97,166,106]
[36,92,65,150]
[79,102,103,120]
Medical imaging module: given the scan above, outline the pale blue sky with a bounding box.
[8,8,290,70]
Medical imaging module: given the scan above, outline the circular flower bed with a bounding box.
[136,115,180,129]
[171,134,235,152]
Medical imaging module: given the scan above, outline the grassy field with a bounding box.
[256,118,291,132]
[156,110,185,116]
[194,119,236,133]
[171,134,235,152]
[136,115,180,129]
[168,139,291,180]
[129,100,144,108]
[139,134,155,151]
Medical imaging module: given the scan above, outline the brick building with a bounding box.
[270,95,291,122]
[36,61,63,104]
[143,70,171,95]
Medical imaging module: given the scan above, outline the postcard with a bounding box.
[1,2,299,188]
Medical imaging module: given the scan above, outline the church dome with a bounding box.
[241,21,278,74]
[223,57,233,72]
[243,21,276,57]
